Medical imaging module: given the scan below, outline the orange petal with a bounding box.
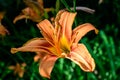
[0,12,5,21]
[34,54,41,62]
[13,7,30,23]
[24,0,44,14]
[18,69,24,78]
[16,63,24,78]
[8,66,15,70]
[0,24,9,36]
[11,38,51,54]
[34,52,46,62]
[19,71,24,78]
[72,23,98,44]
[58,10,77,42]
[23,7,42,22]
[21,63,27,67]
[39,55,58,78]
[13,14,28,23]
[66,44,95,72]
[37,19,55,45]
[37,0,43,6]
[23,0,44,22]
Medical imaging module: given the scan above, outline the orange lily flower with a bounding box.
[8,63,26,78]
[11,10,98,78]
[13,0,51,23]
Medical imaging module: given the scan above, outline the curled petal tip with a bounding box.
[78,58,95,72]
[89,58,95,72]
[81,55,95,72]
[11,48,18,54]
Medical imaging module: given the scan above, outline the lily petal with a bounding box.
[0,12,5,21]
[13,14,28,23]
[24,0,44,15]
[39,55,58,78]
[58,10,77,42]
[8,66,15,70]
[16,63,24,78]
[18,70,24,78]
[67,44,95,72]
[34,52,47,62]
[0,24,9,36]
[23,7,42,22]
[72,23,98,44]
[37,19,55,45]
[11,38,51,54]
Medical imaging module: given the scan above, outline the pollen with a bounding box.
[59,35,70,54]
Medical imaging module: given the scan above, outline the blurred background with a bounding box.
[0,0,120,80]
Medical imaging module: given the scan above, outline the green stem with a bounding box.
[100,31,116,80]
[61,0,72,12]
[73,0,76,12]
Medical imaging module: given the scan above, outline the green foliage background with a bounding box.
[0,0,120,80]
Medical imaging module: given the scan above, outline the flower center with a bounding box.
[61,45,70,53]
[59,35,70,54]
